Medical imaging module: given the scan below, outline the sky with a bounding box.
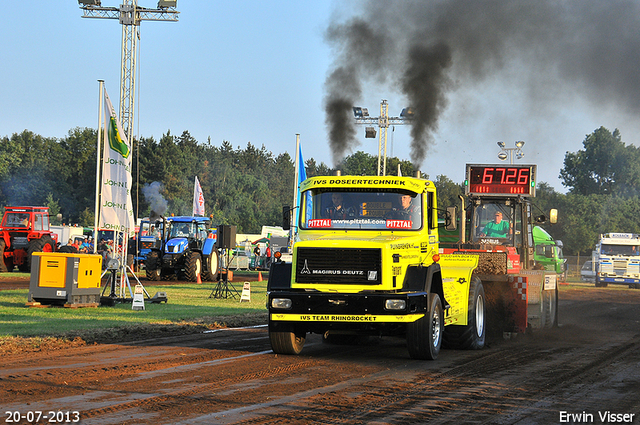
[2,1,640,193]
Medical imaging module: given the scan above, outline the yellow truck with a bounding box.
[267,175,484,360]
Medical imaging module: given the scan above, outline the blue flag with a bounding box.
[298,143,307,184]
[295,142,307,231]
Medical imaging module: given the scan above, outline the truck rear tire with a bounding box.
[184,251,202,282]
[145,251,162,281]
[202,250,220,282]
[443,277,486,350]
[269,323,305,355]
[407,293,443,360]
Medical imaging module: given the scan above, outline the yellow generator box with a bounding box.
[28,252,102,306]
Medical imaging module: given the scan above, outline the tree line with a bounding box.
[0,126,637,254]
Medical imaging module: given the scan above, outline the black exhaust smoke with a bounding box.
[324,0,640,167]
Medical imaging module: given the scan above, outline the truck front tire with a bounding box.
[269,322,305,355]
[595,277,608,288]
[407,293,443,360]
[443,277,486,350]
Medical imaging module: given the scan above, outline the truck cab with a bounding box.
[593,233,640,288]
[268,175,482,360]
[533,226,566,280]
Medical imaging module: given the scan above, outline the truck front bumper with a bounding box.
[268,291,430,335]
[599,275,640,284]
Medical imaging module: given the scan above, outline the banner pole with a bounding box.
[94,80,105,254]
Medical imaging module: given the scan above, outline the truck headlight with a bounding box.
[385,299,406,311]
[271,298,292,309]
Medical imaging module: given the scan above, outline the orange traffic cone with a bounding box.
[197,273,202,284]
[258,271,263,282]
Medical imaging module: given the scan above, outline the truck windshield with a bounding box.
[600,244,640,256]
[300,189,422,230]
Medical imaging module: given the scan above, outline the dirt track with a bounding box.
[2,282,640,424]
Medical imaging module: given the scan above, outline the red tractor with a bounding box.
[0,206,58,272]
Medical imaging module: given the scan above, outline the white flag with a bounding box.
[193,176,205,216]
[98,87,135,236]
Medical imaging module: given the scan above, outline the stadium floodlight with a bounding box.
[158,0,177,7]
[400,107,414,118]
[497,141,526,164]
[353,100,412,176]
[365,127,376,138]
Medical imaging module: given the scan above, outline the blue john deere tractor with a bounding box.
[145,216,219,282]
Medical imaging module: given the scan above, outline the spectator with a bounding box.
[79,238,92,253]
[265,243,272,268]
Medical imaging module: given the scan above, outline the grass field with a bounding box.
[0,279,268,339]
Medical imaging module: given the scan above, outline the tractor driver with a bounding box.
[19,215,30,228]
[173,224,189,237]
[481,211,510,238]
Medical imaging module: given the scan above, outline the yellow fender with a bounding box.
[438,254,479,326]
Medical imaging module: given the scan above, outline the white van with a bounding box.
[581,261,595,282]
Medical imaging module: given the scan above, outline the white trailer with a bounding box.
[593,233,640,288]
[50,225,85,247]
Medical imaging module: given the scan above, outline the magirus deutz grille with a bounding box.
[295,247,382,284]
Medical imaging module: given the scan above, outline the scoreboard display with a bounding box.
[465,164,536,197]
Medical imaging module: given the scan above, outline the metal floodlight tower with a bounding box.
[497,140,525,164]
[353,100,413,176]
[79,0,179,140]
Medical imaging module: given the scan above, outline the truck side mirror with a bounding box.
[445,206,457,231]
[282,206,291,231]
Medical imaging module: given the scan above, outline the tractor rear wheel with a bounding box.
[24,235,55,272]
[0,239,7,272]
[184,251,202,282]
[202,250,220,282]
[145,251,162,281]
